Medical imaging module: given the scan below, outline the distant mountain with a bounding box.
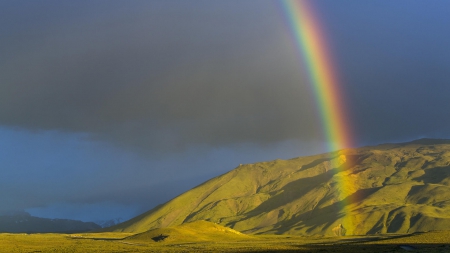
[106,139,450,236]
[0,212,100,233]
[94,218,123,228]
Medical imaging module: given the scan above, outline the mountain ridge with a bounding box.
[106,138,450,235]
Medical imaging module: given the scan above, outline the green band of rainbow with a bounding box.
[280,0,352,152]
[280,0,358,234]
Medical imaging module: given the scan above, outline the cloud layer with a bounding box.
[3,1,450,153]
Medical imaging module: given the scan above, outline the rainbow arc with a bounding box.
[280,0,359,234]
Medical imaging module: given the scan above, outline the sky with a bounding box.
[1,0,450,222]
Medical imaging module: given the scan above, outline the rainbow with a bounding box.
[280,0,360,234]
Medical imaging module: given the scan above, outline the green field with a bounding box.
[2,230,450,253]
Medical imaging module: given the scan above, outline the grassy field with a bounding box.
[2,230,450,252]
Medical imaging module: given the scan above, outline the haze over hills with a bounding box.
[95,218,124,228]
[106,139,450,236]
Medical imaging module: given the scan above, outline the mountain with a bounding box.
[106,138,450,236]
[0,212,100,233]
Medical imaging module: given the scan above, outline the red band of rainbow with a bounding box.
[280,0,358,234]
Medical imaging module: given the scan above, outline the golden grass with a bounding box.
[2,230,450,253]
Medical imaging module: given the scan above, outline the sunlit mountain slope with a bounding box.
[107,139,450,235]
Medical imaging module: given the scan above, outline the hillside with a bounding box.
[107,139,450,236]
[127,220,251,242]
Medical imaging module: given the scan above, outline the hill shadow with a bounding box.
[415,165,450,184]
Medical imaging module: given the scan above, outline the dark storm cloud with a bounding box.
[0,0,322,153]
[2,0,450,152]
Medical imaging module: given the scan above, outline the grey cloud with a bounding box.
[0,1,323,152]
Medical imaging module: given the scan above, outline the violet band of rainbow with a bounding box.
[280,0,357,234]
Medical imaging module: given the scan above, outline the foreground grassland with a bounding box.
[2,231,450,253]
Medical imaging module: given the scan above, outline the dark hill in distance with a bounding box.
[0,212,100,233]
[107,138,450,236]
